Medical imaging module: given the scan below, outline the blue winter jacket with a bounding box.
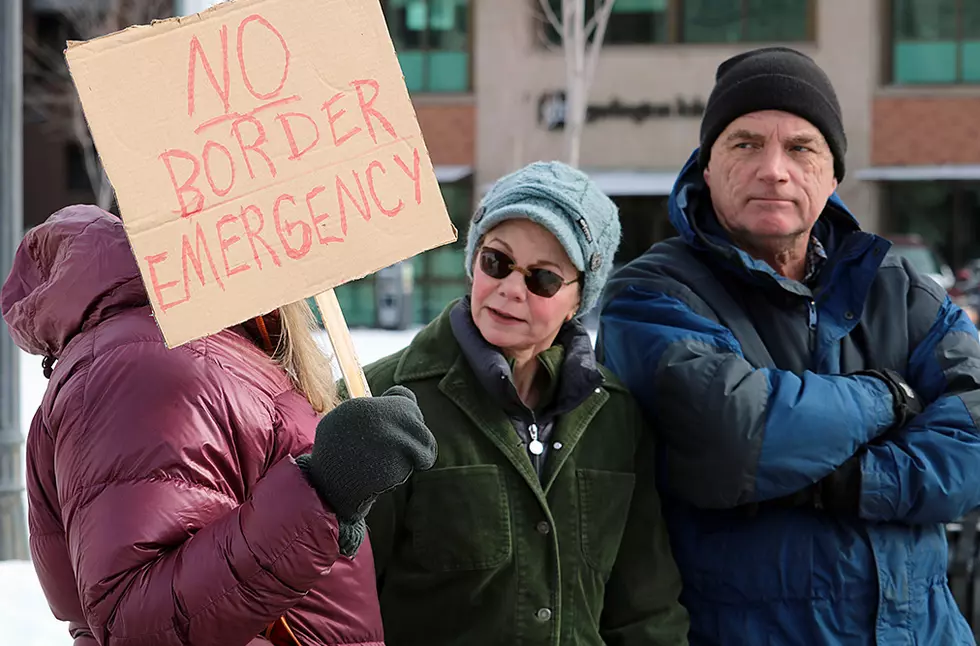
[597,150,980,645]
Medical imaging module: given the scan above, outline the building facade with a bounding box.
[861,0,980,269]
[388,0,889,327]
[476,0,881,271]
[339,0,478,326]
[20,0,980,325]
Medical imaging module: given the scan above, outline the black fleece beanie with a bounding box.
[698,47,846,181]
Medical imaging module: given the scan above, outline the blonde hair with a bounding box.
[275,300,339,414]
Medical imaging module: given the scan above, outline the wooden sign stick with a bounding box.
[315,289,373,398]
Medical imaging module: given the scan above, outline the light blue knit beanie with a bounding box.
[464,161,621,316]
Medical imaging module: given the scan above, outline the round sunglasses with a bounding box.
[478,247,579,298]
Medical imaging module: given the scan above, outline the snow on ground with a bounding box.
[0,560,71,646]
[316,326,425,375]
[2,326,423,644]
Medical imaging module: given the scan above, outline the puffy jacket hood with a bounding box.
[1,205,146,358]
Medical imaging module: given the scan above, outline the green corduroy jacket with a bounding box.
[359,303,689,646]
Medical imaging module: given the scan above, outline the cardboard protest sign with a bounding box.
[65,0,457,349]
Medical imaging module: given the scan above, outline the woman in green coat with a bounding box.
[361,161,689,645]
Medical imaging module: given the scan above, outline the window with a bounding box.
[411,177,474,323]
[541,0,812,45]
[613,195,670,265]
[383,0,470,93]
[891,0,980,84]
[26,11,80,88]
[33,11,77,52]
[683,0,809,43]
[543,0,669,45]
[330,177,475,327]
[65,144,90,192]
[882,182,980,269]
[439,177,474,245]
[606,0,670,45]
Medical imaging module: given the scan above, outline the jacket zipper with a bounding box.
[526,413,557,638]
[807,298,818,360]
[527,413,544,475]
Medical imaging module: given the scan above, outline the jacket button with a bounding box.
[535,607,552,622]
[536,521,551,535]
[844,311,855,320]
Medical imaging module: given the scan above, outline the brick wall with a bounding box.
[415,103,475,166]
[873,96,980,166]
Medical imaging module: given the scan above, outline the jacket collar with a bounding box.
[447,297,604,421]
[392,298,623,495]
[394,298,609,393]
[393,301,545,494]
[449,297,525,418]
[392,300,461,383]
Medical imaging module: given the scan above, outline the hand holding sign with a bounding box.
[65,0,456,397]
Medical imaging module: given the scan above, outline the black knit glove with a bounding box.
[296,385,437,556]
[748,453,864,517]
[852,368,924,430]
[812,451,864,516]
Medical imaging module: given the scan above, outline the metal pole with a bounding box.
[0,0,28,561]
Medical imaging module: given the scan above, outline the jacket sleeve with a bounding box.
[58,344,341,646]
[598,286,896,509]
[600,431,690,646]
[859,288,980,524]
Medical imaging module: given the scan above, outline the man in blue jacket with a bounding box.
[598,46,980,645]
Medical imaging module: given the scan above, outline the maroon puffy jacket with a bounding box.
[1,205,384,646]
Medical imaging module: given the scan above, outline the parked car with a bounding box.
[886,234,956,291]
[951,262,980,328]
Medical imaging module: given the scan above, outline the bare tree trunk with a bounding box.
[70,95,114,209]
[538,0,616,169]
[585,0,616,98]
[563,0,585,167]
[97,168,114,211]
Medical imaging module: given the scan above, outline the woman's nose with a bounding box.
[497,268,527,300]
